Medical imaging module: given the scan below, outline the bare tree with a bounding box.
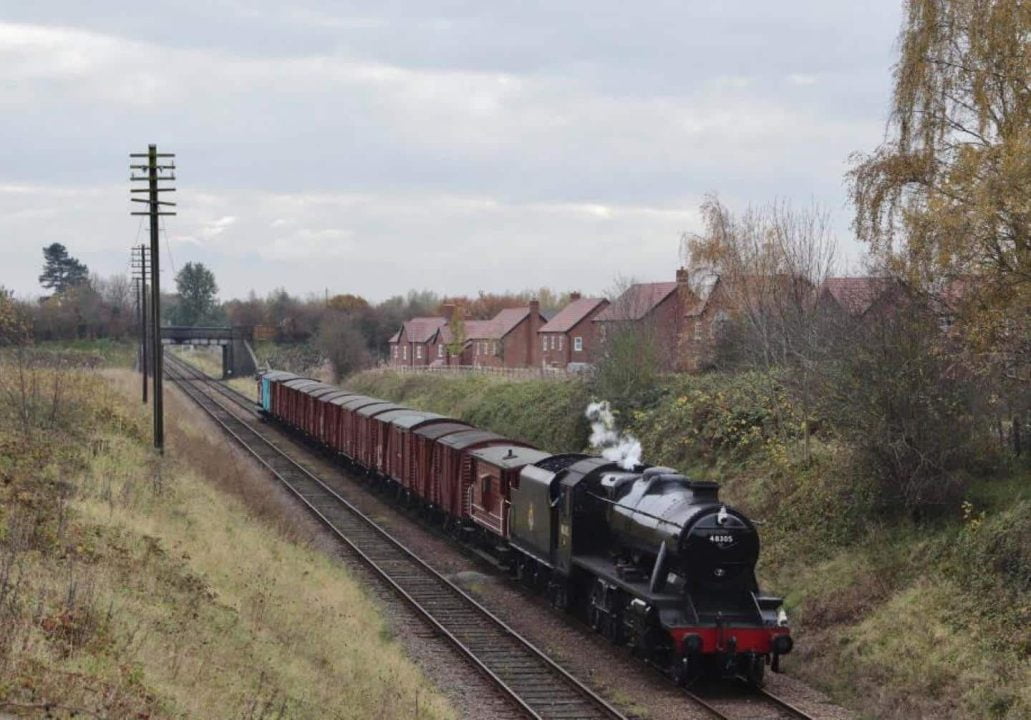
[683,196,838,463]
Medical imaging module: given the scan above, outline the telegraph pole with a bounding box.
[130,145,176,453]
[131,244,150,403]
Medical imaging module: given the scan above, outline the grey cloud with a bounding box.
[0,2,900,299]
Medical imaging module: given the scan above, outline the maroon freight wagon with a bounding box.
[354,402,408,470]
[364,408,413,475]
[336,396,387,460]
[282,379,321,428]
[384,413,449,491]
[411,421,473,503]
[433,430,530,521]
[314,390,356,446]
[304,385,342,440]
[468,446,552,539]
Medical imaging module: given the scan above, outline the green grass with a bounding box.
[347,370,592,451]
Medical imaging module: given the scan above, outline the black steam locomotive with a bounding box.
[510,458,791,686]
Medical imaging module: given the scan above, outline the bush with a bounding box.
[818,305,985,517]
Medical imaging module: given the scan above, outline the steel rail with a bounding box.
[757,688,818,719]
[166,354,255,412]
[164,356,627,720]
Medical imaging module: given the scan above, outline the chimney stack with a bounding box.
[441,303,456,322]
[529,299,541,366]
[569,292,581,302]
[676,267,689,285]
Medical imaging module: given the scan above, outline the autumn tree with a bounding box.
[445,305,467,359]
[850,0,1029,368]
[0,287,30,345]
[173,262,219,326]
[327,293,369,313]
[39,243,89,294]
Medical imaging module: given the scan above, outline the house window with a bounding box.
[574,336,583,352]
[392,346,398,358]
[438,344,444,358]
[693,321,702,342]
[711,311,730,340]
[403,345,408,360]
[558,336,563,350]
[542,336,547,351]
[416,345,422,359]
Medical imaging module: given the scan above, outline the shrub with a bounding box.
[817,305,985,517]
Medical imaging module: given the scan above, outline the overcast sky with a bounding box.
[0,1,902,301]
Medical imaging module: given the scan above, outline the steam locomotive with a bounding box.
[257,371,792,686]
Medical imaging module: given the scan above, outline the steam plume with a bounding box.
[585,401,642,470]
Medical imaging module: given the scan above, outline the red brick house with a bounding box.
[679,270,824,371]
[388,305,464,366]
[593,281,684,369]
[466,301,546,368]
[817,277,906,320]
[538,293,609,367]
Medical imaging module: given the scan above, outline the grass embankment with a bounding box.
[348,369,1030,720]
[0,354,455,719]
[348,371,590,451]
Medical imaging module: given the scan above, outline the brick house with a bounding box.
[817,277,906,320]
[679,270,824,371]
[388,305,458,366]
[465,301,546,368]
[538,293,609,367]
[593,281,684,369]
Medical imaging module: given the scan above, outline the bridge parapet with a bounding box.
[161,326,257,377]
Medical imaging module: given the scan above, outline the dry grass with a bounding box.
[168,345,224,378]
[0,356,455,719]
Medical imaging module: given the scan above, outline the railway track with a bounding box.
[164,354,821,720]
[164,354,627,720]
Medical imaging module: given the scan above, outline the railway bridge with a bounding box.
[161,326,258,378]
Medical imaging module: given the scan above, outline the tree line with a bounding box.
[3,241,572,378]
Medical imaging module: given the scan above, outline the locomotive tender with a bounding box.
[257,370,792,686]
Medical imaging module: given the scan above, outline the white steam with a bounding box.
[585,401,643,470]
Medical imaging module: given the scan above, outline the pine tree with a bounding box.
[39,243,89,294]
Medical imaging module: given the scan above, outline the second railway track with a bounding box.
[164,354,627,720]
[164,354,823,720]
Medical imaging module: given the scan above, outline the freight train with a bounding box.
[257,370,792,686]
